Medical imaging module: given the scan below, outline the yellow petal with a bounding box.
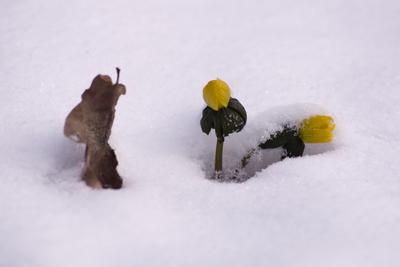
[203,79,231,111]
[299,115,335,143]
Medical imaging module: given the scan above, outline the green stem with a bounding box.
[241,147,257,168]
[215,140,224,172]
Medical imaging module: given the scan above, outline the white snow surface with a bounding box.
[1,0,400,266]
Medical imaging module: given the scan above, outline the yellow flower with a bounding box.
[299,115,335,143]
[203,79,231,111]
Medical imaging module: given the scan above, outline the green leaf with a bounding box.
[200,98,247,140]
[258,125,305,158]
[200,107,214,135]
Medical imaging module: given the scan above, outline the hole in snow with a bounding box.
[240,143,335,179]
[201,142,335,182]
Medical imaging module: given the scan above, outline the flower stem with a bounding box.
[215,139,224,173]
[241,147,257,168]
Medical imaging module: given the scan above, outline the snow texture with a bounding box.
[1,0,400,266]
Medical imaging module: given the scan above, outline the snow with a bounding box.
[1,0,400,266]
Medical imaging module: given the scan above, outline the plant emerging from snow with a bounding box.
[241,115,336,168]
[200,79,247,179]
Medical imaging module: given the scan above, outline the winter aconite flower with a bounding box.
[299,115,335,143]
[200,79,247,179]
[202,79,231,111]
[241,114,336,167]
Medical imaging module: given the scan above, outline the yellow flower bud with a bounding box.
[299,115,335,143]
[203,79,231,111]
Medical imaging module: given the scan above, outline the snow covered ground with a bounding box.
[1,0,400,266]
